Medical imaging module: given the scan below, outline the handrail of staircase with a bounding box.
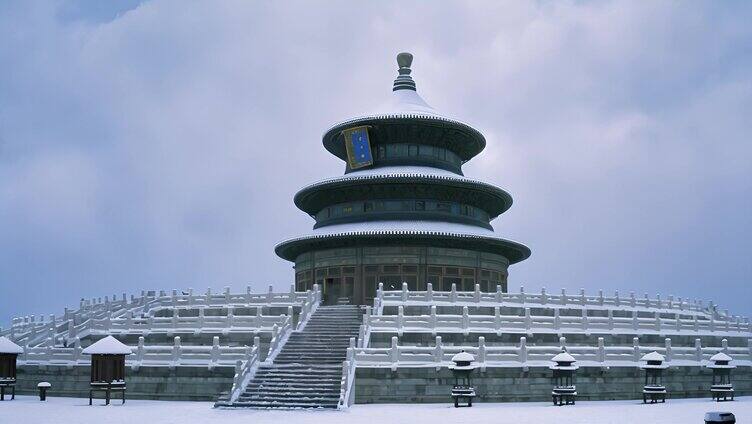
[338,337,357,409]
[264,286,320,364]
[227,339,261,403]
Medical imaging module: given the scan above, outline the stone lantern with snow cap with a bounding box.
[550,347,578,406]
[640,351,668,403]
[0,336,23,401]
[449,350,476,407]
[707,352,735,401]
[82,335,132,405]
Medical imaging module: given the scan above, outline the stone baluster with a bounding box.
[519,286,526,304]
[478,336,486,364]
[524,307,532,331]
[462,306,470,334]
[614,290,620,307]
[450,283,457,303]
[495,284,503,303]
[224,286,231,305]
[633,337,641,361]
[397,306,404,335]
[579,288,586,306]
[553,308,561,330]
[519,337,527,363]
[172,336,181,366]
[722,338,728,353]
[494,306,501,333]
[597,337,605,363]
[433,336,443,364]
[390,336,399,365]
[581,308,588,330]
[266,285,274,303]
[675,313,681,332]
[560,288,567,305]
[474,284,481,303]
[598,289,604,306]
[430,305,437,333]
[540,287,547,305]
[607,309,614,330]
[694,338,702,362]
[226,306,234,329]
[665,338,672,362]
[426,283,433,302]
[401,282,408,302]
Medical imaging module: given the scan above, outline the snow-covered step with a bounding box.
[225,305,362,409]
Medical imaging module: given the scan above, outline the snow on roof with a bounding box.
[82,336,132,355]
[710,352,733,363]
[298,166,507,195]
[311,220,497,238]
[324,85,479,139]
[551,350,576,364]
[640,351,665,362]
[451,351,475,363]
[0,336,23,354]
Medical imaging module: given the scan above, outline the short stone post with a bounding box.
[226,306,234,329]
[560,288,567,305]
[496,284,503,303]
[598,289,604,306]
[172,336,181,366]
[397,306,404,335]
[633,337,641,361]
[390,336,399,365]
[579,288,586,306]
[581,308,588,330]
[524,307,532,331]
[198,307,205,328]
[430,305,437,332]
[494,306,501,332]
[614,290,620,307]
[426,283,433,301]
[694,338,702,362]
[224,286,231,304]
[210,336,219,367]
[607,309,614,330]
[478,336,486,363]
[553,308,561,330]
[655,312,661,331]
[433,336,443,364]
[675,313,681,332]
[172,289,178,307]
[630,291,636,308]
[519,337,528,363]
[245,285,252,304]
[541,287,547,305]
[462,306,470,334]
[597,337,605,363]
[665,338,672,362]
[721,338,728,353]
[188,288,194,306]
[520,285,526,304]
[266,285,274,303]
[401,282,408,302]
[450,283,458,303]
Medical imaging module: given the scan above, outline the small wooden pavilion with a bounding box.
[550,348,578,406]
[82,336,132,405]
[0,336,23,401]
[707,352,735,402]
[640,351,668,404]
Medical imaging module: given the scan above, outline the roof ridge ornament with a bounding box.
[393,52,416,92]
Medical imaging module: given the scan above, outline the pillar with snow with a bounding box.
[640,351,668,404]
[550,347,578,406]
[0,336,23,401]
[275,52,531,305]
[82,335,132,405]
[707,352,735,402]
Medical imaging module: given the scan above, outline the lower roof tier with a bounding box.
[295,166,513,219]
[275,220,531,264]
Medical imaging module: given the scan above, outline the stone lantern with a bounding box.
[707,352,735,402]
[449,350,476,407]
[550,347,578,406]
[640,351,668,403]
[0,336,23,401]
[82,335,132,405]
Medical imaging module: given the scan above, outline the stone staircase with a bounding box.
[227,305,362,409]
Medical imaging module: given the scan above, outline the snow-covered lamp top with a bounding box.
[82,336,132,355]
[0,336,23,354]
[450,350,476,370]
[639,351,668,369]
[550,348,578,370]
[708,352,735,369]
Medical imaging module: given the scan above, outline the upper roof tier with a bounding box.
[323,53,486,163]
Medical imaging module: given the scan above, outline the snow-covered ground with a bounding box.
[1,395,748,424]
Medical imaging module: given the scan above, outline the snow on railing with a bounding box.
[377,283,729,318]
[228,337,261,403]
[3,285,313,348]
[18,335,254,369]
[353,335,752,370]
[366,305,751,337]
[338,337,357,410]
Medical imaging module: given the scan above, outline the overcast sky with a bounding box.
[1,0,750,325]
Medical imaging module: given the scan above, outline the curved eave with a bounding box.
[294,173,513,218]
[322,115,486,161]
[275,230,531,264]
